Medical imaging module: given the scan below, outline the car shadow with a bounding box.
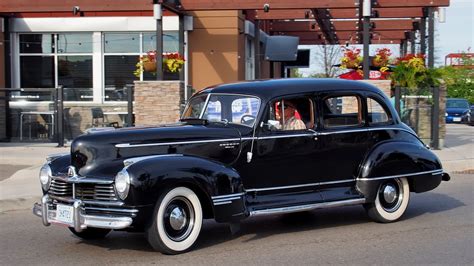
[76,192,465,253]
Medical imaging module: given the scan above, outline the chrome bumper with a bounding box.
[33,195,134,232]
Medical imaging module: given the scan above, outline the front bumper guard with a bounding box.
[33,195,134,232]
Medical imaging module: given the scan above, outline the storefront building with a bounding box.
[0,4,278,141]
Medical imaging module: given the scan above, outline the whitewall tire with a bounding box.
[364,177,410,223]
[146,187,203,254]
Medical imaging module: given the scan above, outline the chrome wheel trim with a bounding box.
[379,179,404,213]
[163,196,195,242]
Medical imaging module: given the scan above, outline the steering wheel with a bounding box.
[240,115,256,125]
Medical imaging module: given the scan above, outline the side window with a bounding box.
[367,97,391,125]
[323,95,362,128]
[231,97,260,124]
[265,97,313,131]
[203,100,222,121]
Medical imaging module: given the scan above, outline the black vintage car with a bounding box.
[33,79,450,254]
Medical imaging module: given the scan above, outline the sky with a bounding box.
[299,0,474,76]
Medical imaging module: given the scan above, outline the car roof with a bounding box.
[197,78,385,100]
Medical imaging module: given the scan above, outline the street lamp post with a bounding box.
[362,0,371,79]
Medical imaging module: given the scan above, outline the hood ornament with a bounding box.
[67,166,78,178]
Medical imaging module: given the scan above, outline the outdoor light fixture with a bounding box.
[153,3,162,20]
[438,8,446,23]
[263,3,270,13]
[362,0,371,17]
[72,6,80,15]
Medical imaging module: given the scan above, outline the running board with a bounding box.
[249,198,366,217]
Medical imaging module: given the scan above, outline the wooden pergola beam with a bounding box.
[247,7,425,20]
[176,0,449,10]
[270,20,418,32]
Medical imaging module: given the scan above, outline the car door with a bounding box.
[316,92,371,201]
[239,95,324,210]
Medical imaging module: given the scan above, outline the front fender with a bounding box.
[357,141,443,201]
[125,154,246,223]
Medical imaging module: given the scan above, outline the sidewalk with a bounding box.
[0,125,472,212]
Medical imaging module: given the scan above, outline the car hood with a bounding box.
[446,107,469,114]
[70,123,244,178]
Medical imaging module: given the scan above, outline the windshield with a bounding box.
[182,94,261,127]
[447,99,469,109]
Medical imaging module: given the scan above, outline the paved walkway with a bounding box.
[0,124,472,212]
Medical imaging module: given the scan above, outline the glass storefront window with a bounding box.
[20,56,54,88]
[104,33,140,53]
[20,34,54,54]
[57,33,93,53]
[143,32,179,52]
[104,55,138,101]
[58,56,93,101]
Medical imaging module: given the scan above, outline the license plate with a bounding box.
[453,117,461,122]
[56,204,74,224]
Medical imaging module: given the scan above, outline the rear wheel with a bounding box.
[69,227,111,240]
[146,187,203,254]
[364,177,410,223]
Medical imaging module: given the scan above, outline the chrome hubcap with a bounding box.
[383,184,397,204]
[169,207,187,231]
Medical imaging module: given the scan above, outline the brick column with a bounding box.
[133,81,185,126]
[359,80,392,97]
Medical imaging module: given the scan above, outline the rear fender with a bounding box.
[124,154,246,223]
[357,141,443,201]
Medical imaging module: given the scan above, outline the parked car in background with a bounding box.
[446,98,470,123]
[33,79,450,254]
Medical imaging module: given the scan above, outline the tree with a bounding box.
[315,44,342,78]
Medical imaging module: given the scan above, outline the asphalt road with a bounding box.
[0,174,472,265]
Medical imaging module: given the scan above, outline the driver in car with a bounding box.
[278,101,306,130]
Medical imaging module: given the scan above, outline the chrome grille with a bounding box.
[48,178,118,202]
[75,184,118,201]
[49,179,73,197]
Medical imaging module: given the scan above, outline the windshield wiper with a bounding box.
[180,118,209,125]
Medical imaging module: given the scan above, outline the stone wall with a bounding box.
[134,81,185,126]
[359,80,391,97]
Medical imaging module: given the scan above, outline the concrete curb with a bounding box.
[0,197,39,213]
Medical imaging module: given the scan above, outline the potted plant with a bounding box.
[134,51,185,77]
[341,47,362,69]
[372,48,392,68]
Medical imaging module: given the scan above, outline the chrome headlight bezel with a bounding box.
[39,164,52,191]
[115,169,131,200]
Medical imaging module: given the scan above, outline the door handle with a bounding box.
[307,129,319,141]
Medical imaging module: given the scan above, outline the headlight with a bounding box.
[39,164,52,191]
[115,169,130,200]
[445,112,448,117]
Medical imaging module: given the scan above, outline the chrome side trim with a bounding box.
[213,201,232,206]
[211,192,245,206]
[123,154,183,167]
[213,196,241,203]
[319,128,368,135]
[249,198,366,217]
[357,169,444,181]
[257,133,314,140]
[116,138,241,148]
[211,192,245,200]
[245,179,355,193]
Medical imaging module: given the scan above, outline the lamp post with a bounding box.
[362,0,371,79]
[154,1,163,80]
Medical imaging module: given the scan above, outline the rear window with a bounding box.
[367,97,391,125]
[323,95,362,128]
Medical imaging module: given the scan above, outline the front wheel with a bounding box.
[364,177,410,223]
[146,187,203,255]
